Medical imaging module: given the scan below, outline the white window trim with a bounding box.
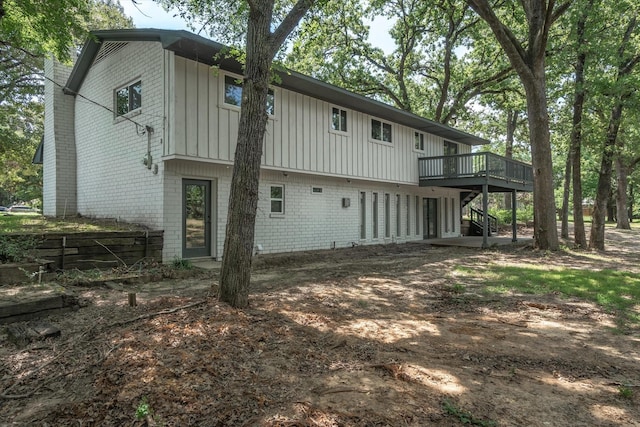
[369,116,393,145]
[269,184,285,216]
[220,71,277,118]
[413,131,426,153]
[114,78,142,122]
[372,192,379,239]
[329,105,349,136]
[359,191,367,241]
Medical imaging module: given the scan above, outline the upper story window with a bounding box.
[371,118,392,143]
[224,75,275,116]
[115,80,141,117]
[270,185,284,214]
[331,107,348,133]
[414,132,425,151]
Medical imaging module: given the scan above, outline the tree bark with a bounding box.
[589,102,623,250]
[569,2,590,248]
[219,3,273,308]
[522,73,559,250]
[615,158,631,229]
[589,15,640,250]
[560,145,572,239]
[466,0,564,250]
[218,0,315,308]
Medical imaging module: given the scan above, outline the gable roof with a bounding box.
[66,29,488,146]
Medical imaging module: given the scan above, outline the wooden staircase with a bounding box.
[469,207,498,236]
[460,190,480,208]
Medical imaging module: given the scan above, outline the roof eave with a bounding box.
[65,29,489,146]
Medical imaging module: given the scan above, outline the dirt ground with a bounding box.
[1,228,640,426]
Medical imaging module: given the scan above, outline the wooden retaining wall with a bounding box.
[11,231,163,271]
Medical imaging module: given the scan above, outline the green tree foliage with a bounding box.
[0,0,89,61]
[0,1,133,206]
[287,0,515,126]
[579,1,640,248]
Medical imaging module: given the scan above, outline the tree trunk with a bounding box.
[466,0,562,251]
[589,15,640,249]
[504,110,517,210]
[630,184,635,222]
[615,158,630,229]
[219,4,274,308]
[218,0,315,308]
[570,4,590,248]
[522,74,559,250]
[560,147,572,239]
[571,141,586,247]
[589,103,623,250]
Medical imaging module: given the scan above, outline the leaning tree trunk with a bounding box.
[218,0,316,308]
[219,6,273,308]
[615,158,631,229]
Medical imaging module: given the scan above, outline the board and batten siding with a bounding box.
[166,55,470,184]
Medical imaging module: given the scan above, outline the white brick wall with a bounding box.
[73,42,165,229]
[160,160,461,260]
[43,57,77,216]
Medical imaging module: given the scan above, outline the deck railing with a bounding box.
[418,152,533,185]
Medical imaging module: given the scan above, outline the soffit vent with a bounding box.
[93,41,129,65]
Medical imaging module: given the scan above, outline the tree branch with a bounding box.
[466,0,530,79]
[270,0,315,55]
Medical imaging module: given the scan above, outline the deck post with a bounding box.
[511,190,517,242]
[482,183,489,248]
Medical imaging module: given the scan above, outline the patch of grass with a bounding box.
[135,396,151,420]
[442,399,496,426]
[450,283,466,294]
[355,298,369,308]
[0,234,42,263]
[172,257,193,270]
[618,386,633,400]
[0,213,145,233]
[457,265,640,324]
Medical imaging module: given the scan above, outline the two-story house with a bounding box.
[43,29,532,261]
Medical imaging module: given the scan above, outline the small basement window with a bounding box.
[311,187,323,194]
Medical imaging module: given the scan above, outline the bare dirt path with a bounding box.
[1,228,639,426]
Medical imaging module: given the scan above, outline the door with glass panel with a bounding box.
[423,198,438,239]
[444,141,458,177]
[182,179,211,258]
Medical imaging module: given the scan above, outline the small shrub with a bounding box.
[488,207,534,225]
[442,399,496,426]
[619,385,633,400]
[172,257,193,270]
[135,397,151,420]
[0,234,41,263]
[489,209,513,226]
